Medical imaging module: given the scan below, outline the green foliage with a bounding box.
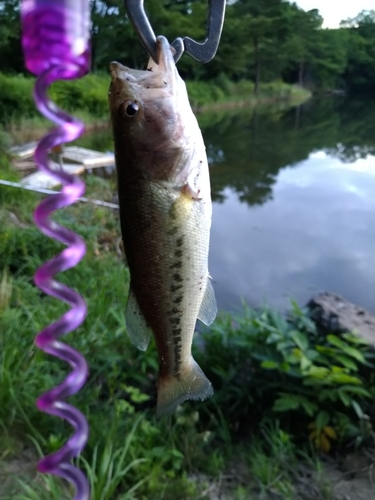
[340,11,375,90]
[0,71,309,135]
[78,416,149,500]
[197,301,375,446]
[1,0,375,97]
[186,80,225,108]
[0,73,36,124]
[0,71,111,127]
[0,0,23,73]
[50,73,111,117]
[1,158,374,496]
[0,175,211,498]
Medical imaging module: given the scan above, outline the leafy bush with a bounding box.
[1,169,372,498]
[0,71,310,137]
[0,73,35,123]
[186,80,223,107]
[50,73,110,117]
[0,72,110,127]
[197,301,375,449]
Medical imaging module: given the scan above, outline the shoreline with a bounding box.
[3,87,312,144]
[193,90,312,113]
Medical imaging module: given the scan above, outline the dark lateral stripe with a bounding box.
[172,327,182,377]
[170,261,182,269]
[169,317,181,326]
[168,307,180,314]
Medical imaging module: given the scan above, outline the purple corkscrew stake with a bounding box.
[21,1,91,498]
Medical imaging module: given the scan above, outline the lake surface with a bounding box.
[76,97,375,314]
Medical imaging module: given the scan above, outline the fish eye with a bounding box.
[123,100,139,117]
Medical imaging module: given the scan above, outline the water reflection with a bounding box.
[77,98,375,313]
[203,98,375,313]
[210,153,375,313]
[204,97,375,207]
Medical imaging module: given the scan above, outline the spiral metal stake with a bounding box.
[21,1,91,498]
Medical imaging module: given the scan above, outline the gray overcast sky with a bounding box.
[293,0,374,28]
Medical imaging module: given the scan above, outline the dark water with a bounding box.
[76,98,375,313]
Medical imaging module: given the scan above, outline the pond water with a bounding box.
[75,97,375,314]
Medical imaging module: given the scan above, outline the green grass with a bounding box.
[0,153,373,498]
[0,72,112,144]
[0,72,310,145]
[186,76,311,109]
[0,73,110,125]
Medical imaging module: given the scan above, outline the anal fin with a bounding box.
[125,285,152,351]
[198,276,217,326]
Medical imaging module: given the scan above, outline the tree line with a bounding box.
[1,0,375,92]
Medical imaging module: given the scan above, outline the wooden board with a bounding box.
[21,162,85,189]
[11,159,36,171]
[62,146,115,168]
[9,141,38,160]
[9,144,115,169]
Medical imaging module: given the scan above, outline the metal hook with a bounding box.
[123,0,226,64]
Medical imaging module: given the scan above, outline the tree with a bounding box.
[308,28,348,89]
[0,0,23,73]
[340,10,375,90]
[233,0,292,93]
[0,0,373,93]
[282,5,323,87]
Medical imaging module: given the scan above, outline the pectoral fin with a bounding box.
[169,191,193,226]
[198,277,217,326]
[125,285,152,351]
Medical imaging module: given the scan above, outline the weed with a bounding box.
[1,153,373,498]
[77,415,148,500]
[247,427,296,499]
[197,301,375,448]
[0,72,310,145]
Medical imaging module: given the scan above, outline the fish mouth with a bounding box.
[110,36,178,97]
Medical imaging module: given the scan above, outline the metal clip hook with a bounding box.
[123,0,226,64]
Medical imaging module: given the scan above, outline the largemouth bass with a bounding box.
[108,36,217,416]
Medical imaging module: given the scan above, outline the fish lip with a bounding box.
[109,37,177,90]
[109,61,126,78]
[109,61,145,82]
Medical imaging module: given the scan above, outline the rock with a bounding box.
[307,293,375,347]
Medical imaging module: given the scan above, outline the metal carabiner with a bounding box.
[123,0,226,64]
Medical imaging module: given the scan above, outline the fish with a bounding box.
[108,35,217,417]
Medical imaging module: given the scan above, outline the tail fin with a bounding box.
[157,358,213,417]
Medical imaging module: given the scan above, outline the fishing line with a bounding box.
[20,1,91,498]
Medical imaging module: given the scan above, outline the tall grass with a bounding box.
[186,74,311,109]
[0,175,207,498]
[0,158,372,498]
[0,72,111,144]
[0,73,110,125]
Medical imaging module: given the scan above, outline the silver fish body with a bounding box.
[108,36,217,416]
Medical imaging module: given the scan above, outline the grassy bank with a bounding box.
[186,78,311,111]
[0,72,311,144]
[0,141,374,498]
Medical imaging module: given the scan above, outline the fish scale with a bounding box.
[109,36,217,416]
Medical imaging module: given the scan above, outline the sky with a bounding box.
[293,0,375,28]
